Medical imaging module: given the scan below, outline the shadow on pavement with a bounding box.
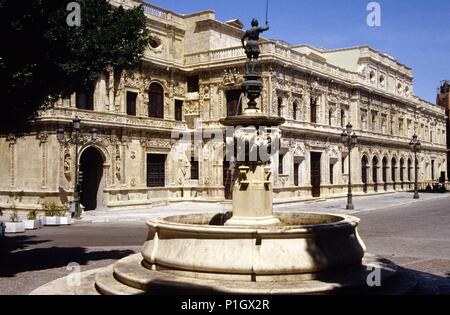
[0,235,50,252]
[0,235,134,278]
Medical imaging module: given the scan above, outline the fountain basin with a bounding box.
[142,212,366,281]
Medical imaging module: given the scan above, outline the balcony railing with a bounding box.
[184,42,359,83]
[142,3,168,19]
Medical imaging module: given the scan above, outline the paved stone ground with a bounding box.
[1,192,449,295]
[80,192,450,223]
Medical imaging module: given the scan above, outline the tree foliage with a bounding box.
[0,0,149,134]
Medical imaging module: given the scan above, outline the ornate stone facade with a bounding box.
[0,0,447,213]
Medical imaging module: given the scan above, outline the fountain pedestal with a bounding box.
[225,163,281,226]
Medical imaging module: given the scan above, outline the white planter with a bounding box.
[42,216,60,226]
[42,216,72,226]
[23,219,41,230]
[5,222,26,233]
[59,217,72,225]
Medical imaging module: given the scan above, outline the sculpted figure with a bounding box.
[241,19,269,61]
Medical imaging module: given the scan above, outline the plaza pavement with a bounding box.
[80,192,450,223]
[1,192,449,295]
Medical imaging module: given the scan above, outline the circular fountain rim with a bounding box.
[146,211,360,235]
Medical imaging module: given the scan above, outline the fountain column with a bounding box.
[220,19,284,226]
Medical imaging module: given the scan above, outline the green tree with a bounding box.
[0,0,149,134]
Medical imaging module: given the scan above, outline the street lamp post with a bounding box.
[57,117,97,219]
[409,134,422,199]
[341,123,358,210]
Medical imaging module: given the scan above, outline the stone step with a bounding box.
[75,272,101,295]
[109,253,415,295]
[112,254,216,294]
[94,265,146,295]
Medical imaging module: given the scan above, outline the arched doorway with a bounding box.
[79,147,104,211]
[372,157,379,192]
[400,158,405,190]
[361,156,368,193]
[391,158,397,190]
[408,158,413,190]
[382,157,388,191]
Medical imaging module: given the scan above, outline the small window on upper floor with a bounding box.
[278,97,283,117]
[126,91,137,116]
[187,75,199,93]
[226,90,242,117]
[310,98,317,124]
[190,157,199,180]
[369,71,376,84]
[379,75,385,87]
[76,85,95,110]
[175,100,183,121]
[404,86,410,96]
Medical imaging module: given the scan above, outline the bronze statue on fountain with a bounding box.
[221,18,283,127]
[240,18,269,114]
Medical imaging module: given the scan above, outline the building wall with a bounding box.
[0,1,446,213]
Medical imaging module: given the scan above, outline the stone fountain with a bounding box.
[31,18,416,296]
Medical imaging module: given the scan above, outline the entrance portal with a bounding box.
[311,152,321,197]
[79,147,104,211]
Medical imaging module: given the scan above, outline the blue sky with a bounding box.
[145,0,450,103]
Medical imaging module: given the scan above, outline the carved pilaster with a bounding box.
[38,132,49,188]
[6,134,17,188]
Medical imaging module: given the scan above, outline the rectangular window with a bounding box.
[76,88,94,110]
[126,91,137,116]
[187,75,199,93]
[342,157,345,174]
[175,100,183,121]
[330,164,334,184]
[294,163,300,186]
[279,154,284,175]
[431,160,435,180]
[310,98,317,123]
[147,154,166,188]
[226,90,242,117]
[190,158,199,180]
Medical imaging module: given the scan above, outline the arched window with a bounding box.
[361,155,368,193]
[400,158,405,189]
[148,82,164,118]
[391,158,397,190]
[407,158,412,182]
[328,109,333,126]
[382,157,388,191]
[372,156,379,192]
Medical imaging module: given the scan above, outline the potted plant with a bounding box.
[23,210,41,230]
[5,210,25,233]
[41,201,72,226]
